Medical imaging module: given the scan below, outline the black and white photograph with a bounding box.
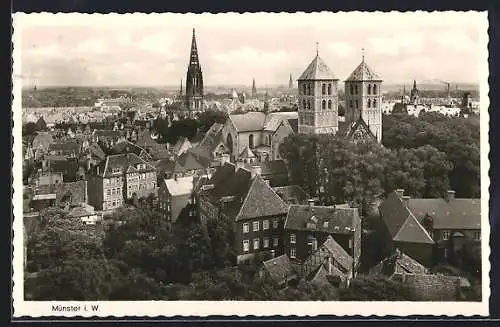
[12,11,489,317]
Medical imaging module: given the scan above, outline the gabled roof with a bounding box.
[239,146,256,159]
[96,153,155,178]
[87,143,106,161]
[379,191,435,244]
[174,151,205,172]
[273,185,309,205]
[111,140,147,157]
[284,204,360,234]
[323,235,354,273]
[263,112,299,132]
[344,116,377,141]
[261,255,297,285]
[164,176,194,197]
[287,118,298,133]
[229,112,267,132]
[236,175,289,221]
[408,198,481,230]
[298,55,337,81]
[345,60,382,82]
[49,142,80,153]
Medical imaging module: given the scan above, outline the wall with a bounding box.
[86,175,104,210]
[272,122,293,161]
[171,193,192,223]
[233,214,285,257]
[395,241,433,268]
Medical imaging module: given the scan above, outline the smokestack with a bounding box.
[447,190,455,201]
[395,189,404,198]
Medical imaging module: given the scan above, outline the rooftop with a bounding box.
[298,54,337,81]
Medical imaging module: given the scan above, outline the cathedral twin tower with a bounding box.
[297,49,383,143]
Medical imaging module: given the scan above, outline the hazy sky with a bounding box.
[14,12,487,87]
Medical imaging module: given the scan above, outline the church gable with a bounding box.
[345,118,377,143]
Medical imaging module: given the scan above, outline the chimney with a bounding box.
[402,195,410,206]
[308,198,315,208]
[270,250,275,259]
[447,190,456,201]
[395,189,404,198]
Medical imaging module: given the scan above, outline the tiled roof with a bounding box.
[32,132,54,149]
[395,252,428,274]
[398,273,465,301]
[272,185,309,205]
[55,181,86,205]
[97,153,155,178]
[198,123,224,149]
[345,60,382,82]
[262,254,297,285]
[172,137,192,153]
[49,142,80,153]
[164,176,194,197]
[229,112,267,132]
[379,191,434,244]
[322,235,353,272]
[94,129,124,138]
[236,175,289,221]
[174,151,206,172]
[408,198,481,230]
[244,160,288,177]
[263,112,298,132]
[284,204,359,234]
[87,143,106,161]
[298,55,337,81]
[112,140,147,156]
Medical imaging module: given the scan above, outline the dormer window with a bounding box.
[112,168,121,174]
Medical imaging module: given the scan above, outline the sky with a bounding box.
[14,12,488,88]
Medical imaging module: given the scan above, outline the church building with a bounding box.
[297,49,339,135]
[344,54,383,143]
[185,28,205,113]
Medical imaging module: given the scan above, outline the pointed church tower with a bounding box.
[179,79,183,98]
[289,74,293,89]
[344,49,383,143]
[185,28,204,113]
[297,43,339,135]
[252,78,257,98]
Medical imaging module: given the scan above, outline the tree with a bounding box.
[197,110,228,133]
[22,122,39,136]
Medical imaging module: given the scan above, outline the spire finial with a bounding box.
[193,28,195,36]
[316,42,319,56]
[362,48,365,62]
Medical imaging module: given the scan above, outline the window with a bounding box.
[367,99,371,108]
[273,219,279,229]
[107,189,111,196]
[307,100,311,110]
[273,237,279,247]
[355,100,359,108]
[328,100,332,109]
[290,233,296,244]
[302,99,306,110]
[242,223,249,233]
[263,237,269,248]
[373,99,377,107]
[442,230,450,240]
[349,100,353,108]
[322,83,326,95]
[368,84,372,94]
[253,221,260,232]
[249,134,254,148]
[328,83,332,95]
[253,238,260,250]
[290,248,296,258]
[355,84,358,94]
[307,84,311,95]
[322,100,326,110]
[243,240,250,252]
[302,84,307,95]
[474,231,481,241]
[373,84,377,95]
[350,84,353,95]
[263,220,269,230]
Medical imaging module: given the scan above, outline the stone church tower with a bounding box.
[344,53,383,143]
[297,48,339,135]
[185,28,204,113]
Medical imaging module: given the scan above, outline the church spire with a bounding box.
[316,42,319,57]
[179,79,183,97]
[252,78,257,98]
[362,48,365,62]
[289,74,293,89]
[189,28,200,68]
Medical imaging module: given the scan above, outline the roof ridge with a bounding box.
[234,175,258,221]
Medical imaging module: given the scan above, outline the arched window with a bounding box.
[307,84,311,95]
[328,100,332,109]
[368,84,372,95]
[328,84,332,95]
[373,99,377,107]
[249,134,254,148]
[302,99,306,109]
[350,84,353,95]
[303,84,307,95]
[373,84,377,95]
[367,99,371,108]
[355,84,359,94]
[322,100,326,109]
[322,84,326,95]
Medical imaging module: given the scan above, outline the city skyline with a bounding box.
[17,12,486,88]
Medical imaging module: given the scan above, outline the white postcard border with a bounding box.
[12,11,491,317]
